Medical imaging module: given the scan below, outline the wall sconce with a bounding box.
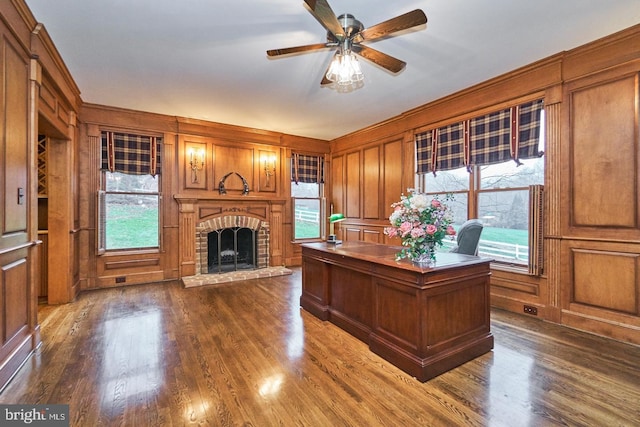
[188,147,205,183]
[262,154,276,186]
[328,213,346,244]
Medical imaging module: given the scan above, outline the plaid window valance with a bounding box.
[416,99,544,174]
[291,153,324,184]
[516,100,545,160]
[469,107,512,167]
[101,131,162,176]
[415,131,433,174]
[436,122,467,172]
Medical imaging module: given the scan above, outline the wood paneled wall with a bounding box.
[0,0,84,391]
[558,61,640,342]
[330,24,640,345]
[79,106,329,287]
[0,15,36,389]
[331,135,406,244]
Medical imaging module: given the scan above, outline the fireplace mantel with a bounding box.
[174,194,286,277]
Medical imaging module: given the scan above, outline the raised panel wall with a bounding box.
[570,75,638,230]
[0,9,40,392]
[363,147,380,219]
[2,38,28,236]
[363,229,381,243]
[382,139,403,219]
[345,227,362,242]
[215,145,254,192]
[2,258,28,341]
[346,151,361,218]
[572,248,638,314]
[561,67,640,343]
[561,240,640,343]
[331,154,344,216]
[178,134,287,197]
[332,138,406,243]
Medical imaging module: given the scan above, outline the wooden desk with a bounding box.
[301,241,493,382]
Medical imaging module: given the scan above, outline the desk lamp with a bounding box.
[328,213,346,244]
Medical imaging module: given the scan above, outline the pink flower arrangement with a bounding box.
[384,190,456,262]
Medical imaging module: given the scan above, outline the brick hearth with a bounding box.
[182,266,292,288]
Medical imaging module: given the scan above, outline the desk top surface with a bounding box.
[302,241,491,273]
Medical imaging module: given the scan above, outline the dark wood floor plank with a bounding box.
[1,267,639,426]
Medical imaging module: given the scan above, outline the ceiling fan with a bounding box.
[267,0,427,87]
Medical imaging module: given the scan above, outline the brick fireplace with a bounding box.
[195,214,269,274]
[174,195,285,277]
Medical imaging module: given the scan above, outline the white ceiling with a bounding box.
[24,0,640,140]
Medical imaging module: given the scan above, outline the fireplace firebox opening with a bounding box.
[207,227,257,273]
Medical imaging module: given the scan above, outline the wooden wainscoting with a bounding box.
[560,239,640,344]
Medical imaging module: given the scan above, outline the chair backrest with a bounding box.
[450,219,483,256]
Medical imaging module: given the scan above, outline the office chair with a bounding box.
[450,219,483,256]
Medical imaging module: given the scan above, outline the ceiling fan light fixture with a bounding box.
[268,1,427,91]
[326,51,364,88]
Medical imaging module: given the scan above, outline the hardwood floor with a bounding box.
[2,267,639,426]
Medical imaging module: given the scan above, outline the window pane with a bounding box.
[291,181,319,197]
[425,193,468,227]
[106,171,158,192]
[480,158,543,189]
[478,190,529,263]
[105,193,159,249]
[294,198,320,239]
[423,166,470,192]
[291,181,322,240]
[429,193,468,252]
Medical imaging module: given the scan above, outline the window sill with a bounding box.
[490,261,529,274]
[100,248,160,257]
[292,238,324,244]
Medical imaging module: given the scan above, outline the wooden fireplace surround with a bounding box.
[174,194,285,277]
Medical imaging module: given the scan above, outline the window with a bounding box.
[102,172,160,250]
[477,155,543,263]
[420,159,543,265]
[292,181,324,239]
[291,153,325,240]
[416,102,544,267]
[99,131,162,252]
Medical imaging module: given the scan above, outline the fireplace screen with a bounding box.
[208,227,257,273]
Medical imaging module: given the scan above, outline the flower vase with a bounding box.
[412,244,436,267]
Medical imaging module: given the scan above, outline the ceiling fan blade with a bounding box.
[304,0,345,41]
[352,9,427,43]
[321,74,332,85]
[267,43,332,57]
[352,45,406,73]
